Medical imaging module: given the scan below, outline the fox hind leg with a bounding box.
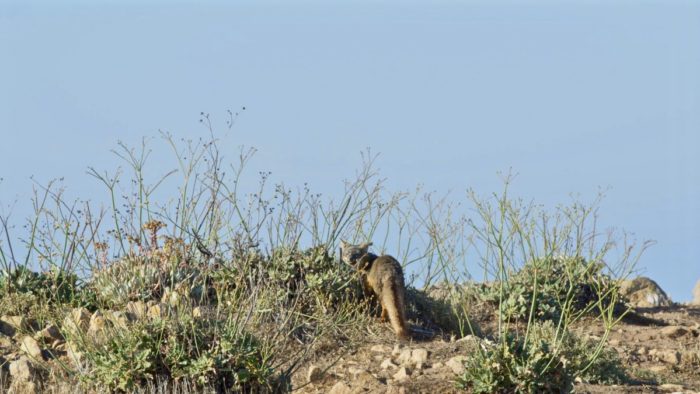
[380,303,388,322]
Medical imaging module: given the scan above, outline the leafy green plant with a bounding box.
[457,321,627,393]
[477,255,619,321]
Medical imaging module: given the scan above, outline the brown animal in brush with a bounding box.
[340,241,409,339]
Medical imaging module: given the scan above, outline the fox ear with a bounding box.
[360,242,373,250]
[340,240,349,249]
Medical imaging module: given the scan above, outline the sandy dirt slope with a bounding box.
[293,305,700,393]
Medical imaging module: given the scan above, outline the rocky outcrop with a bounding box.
[620,277,672,308]
[692,279,700,305]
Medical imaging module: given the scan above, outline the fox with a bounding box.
[340,240,409,339]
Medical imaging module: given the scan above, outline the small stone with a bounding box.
[432,362,444,369]
[381,358,398,370]
[328,381,352,394]
[126,301,147,320]
[456,334,478,343]
[635,346,649,356]
[660,383,684,392]
[371,344,390,353]
[36,324,63,343]
[9,356,34,380]
[652,349,681,365]
[393,367,410,381]
[447,356,467,375]
[307,365,323,384]
[108,311,130,329]
[63,307,90,337]
[397,348,413,365]
[147,303,170,320]
[411,348,429,365]
[20,336,43,360]
[192,306,203,319]
[660,326,688,339]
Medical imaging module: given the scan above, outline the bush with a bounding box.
[76,312,276,392]
[457,321,627,393]
[478,256,619,321]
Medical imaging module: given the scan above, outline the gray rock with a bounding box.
[328,381,352,394]
[9,356,34,381]
[693,280,700,305]
[381,358,398,370]
[393,367,410,382]
[447,355,467,375]
[620,277,672,308]
[20,336,43,360]
[397,348,412,365]
[660,326,688,339]
[411,348,429,366]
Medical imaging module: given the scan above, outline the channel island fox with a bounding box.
[340,241,409,339]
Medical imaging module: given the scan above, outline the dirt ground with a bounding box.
[292,304,700,393]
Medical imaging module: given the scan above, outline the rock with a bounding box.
[411,348,429,366]
[692,279,700,305]
[20,336,43,360]
[0,315,28,336]
[397,348,413,365]
[660,326,688,339]
[9,356,34,380]
[63,307,90,337]
[650,349,681,365]
[147,303,170,320]
[307,365,323,384]
[107,311,130,329]
[328,381,352,394]
[660,383,684,392]
[432,361,444,369]
[0,319,16,337]
[447,355,467,375]
[620,277,672,308]
[381,358,398,370]
[192,306,203,319]
[126,301,147,320]
[456,334,479,343]
[393,367,410,381]
[36,324,63,343]
[370,344,390,353]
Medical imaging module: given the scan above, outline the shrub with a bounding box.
[77,312,276,392]
[478,256,619,321]
[457,321,627,393]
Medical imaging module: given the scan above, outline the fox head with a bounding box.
[339,240,372,267]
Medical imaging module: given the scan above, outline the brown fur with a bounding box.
[340,241,409,339]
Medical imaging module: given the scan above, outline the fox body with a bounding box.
[340,241,409,339]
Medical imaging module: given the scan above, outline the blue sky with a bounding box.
[1,1,699,300]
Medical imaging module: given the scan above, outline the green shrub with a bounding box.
[478,256,618,321]
[90,245,208,308]
[78,313,275,392]
[457,321,627,393]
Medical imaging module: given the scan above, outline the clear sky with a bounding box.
[1,1,699,301]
